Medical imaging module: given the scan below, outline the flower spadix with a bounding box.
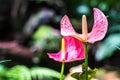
[61,8,108,43]
[48,36,84,62]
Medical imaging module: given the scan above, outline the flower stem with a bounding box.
[84,42,88,80]
[60,61,65,80]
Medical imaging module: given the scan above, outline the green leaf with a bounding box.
[71,68,98,80]
[82,63,86,72]
[78,71,86,80]
[71,72,80,79]
[33,25,56,40]
[30,67,61,79]
[95,34,120,61]
[108,25,120,34]
[3,65,61,80]
[88,68,98,79]
[6,65,31,80]
[0,64,7,78]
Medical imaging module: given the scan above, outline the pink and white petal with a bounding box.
[48,36,85,63]
[47,51,62,62]
[60,15,76,36]
[87,8,108,43]
[64,36,85,62]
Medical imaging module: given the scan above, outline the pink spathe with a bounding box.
[47,8,108,62]
[60,8,108,43]
[48,36,84,62]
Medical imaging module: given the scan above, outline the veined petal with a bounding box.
[60,15,83,41]
[48,51,62,62]
[47,36,85,62]
[87,8,108,43]
[48,38,65,62]
[60,15,76,36]
[64,36,85,62]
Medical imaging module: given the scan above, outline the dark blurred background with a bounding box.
[0,0,120,80]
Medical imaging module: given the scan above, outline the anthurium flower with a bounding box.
[48,36,84,62]
[61,8,108,43]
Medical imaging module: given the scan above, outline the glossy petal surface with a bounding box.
[87,8,108,43]
[48,36,84,62]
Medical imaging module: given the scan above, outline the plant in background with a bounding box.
[0,65,61,80]
[33,25,61,52]
[32,25,61,64]
[48,8,108,80]
[95,24,120,61]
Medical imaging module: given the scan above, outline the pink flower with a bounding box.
[61,8,108,43]
[47,8,108,62]
[48,36,84,62]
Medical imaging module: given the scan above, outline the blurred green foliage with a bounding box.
[95,24,120,61]
[71,63,98,80]
[0,65,61,80]
[71,68,97,80]
[95,34,120,61]
[32,25,61,64]
[33,25,60,40]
